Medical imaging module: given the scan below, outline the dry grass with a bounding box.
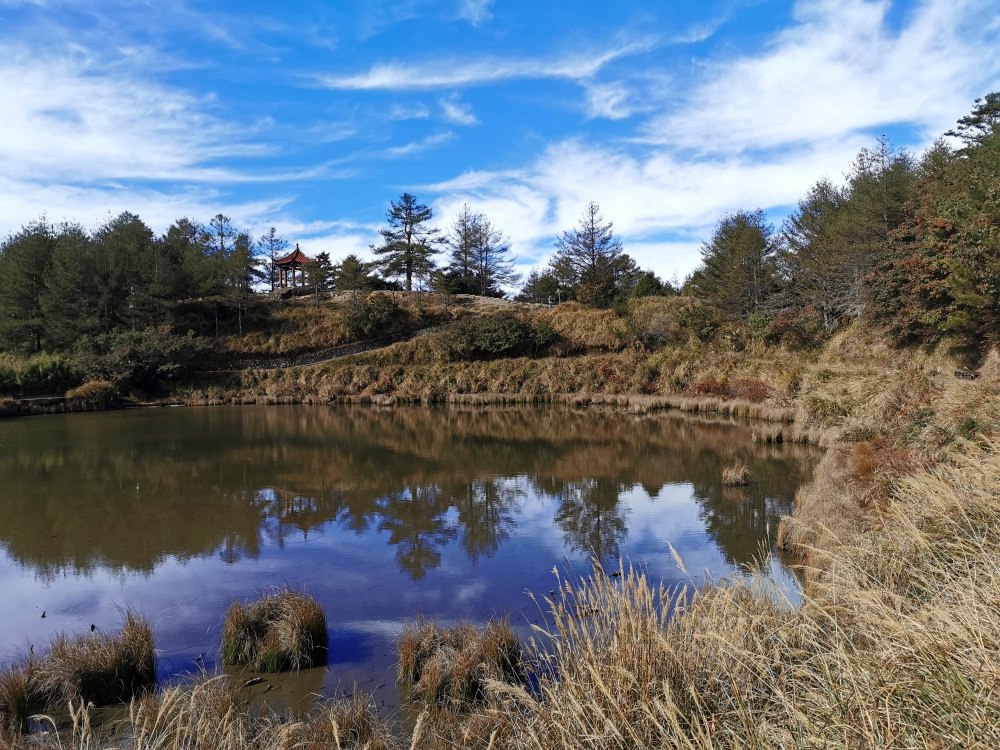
[221,589,328,672]
[0,661,40,734]
[721,462,751,486]
[398,620,525,709]
[128,676,398,750]
[36,611,154,707]
[438,442,999,749]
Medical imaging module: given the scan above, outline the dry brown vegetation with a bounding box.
[397,620,525,709]
[721,462,751,486]
[222,589,328,673]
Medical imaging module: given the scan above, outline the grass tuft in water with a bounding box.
[221,589,328,672]
[36,611,155,707]
[398,619,525,709]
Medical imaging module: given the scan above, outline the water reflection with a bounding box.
[0,406,816,583]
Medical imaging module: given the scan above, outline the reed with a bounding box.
[221,589,328,672]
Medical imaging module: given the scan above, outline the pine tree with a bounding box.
[550,202,625,307]
[41,223,99,348]
[0,218,54,352]
[258,226,288,292]
[693,209,779,320]
[333,254,378,292]
[372,193,440,292]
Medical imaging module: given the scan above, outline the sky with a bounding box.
[1,0,998,285]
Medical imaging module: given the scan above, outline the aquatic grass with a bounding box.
[0,660,41,734]
[398,619,525,709]
[721,462,751,486]
[128,674,398,750]
[221,589,328,672]
[36,611,154,707]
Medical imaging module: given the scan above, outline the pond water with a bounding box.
[0,405,818,711]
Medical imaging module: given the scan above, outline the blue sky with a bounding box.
[1,0,998,283]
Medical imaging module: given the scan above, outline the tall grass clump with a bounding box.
[721,462,751,486]
[221,589,327,672]
[398,619,525,709]
[36,611,154,707]
[0,661,41,734]
[128,675,398,750]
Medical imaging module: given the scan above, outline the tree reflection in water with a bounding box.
[0,406,819,581]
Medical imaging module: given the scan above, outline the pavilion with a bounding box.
[275,244,310,289]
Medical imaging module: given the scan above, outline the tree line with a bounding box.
[1,92,996,363]
[681,93,999,359]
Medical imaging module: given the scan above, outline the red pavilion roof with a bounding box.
[274,248,311,266]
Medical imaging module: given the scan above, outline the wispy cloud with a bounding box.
[646,0,1000,152]
[456,0,494,25]
[440,95,478,125]
[388,102,431,120]
[384,131,454,157]
[316,36,658,90]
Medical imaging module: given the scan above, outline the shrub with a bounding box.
[398,619,525,709]
[65,379,117,406]
[36,611,155,706]
[766,305,827,349]
[221,589,327,672]
[677,300,723,342]
[342,292,402,340]
[444,314,557,360]
[73,326,210,392]
[0,352,79,396]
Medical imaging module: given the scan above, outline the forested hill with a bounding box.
[0,94,997,400]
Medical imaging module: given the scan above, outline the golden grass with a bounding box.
[36,611,154,707]
[398,620,525,709]
[127,676,398,750]
[0,661,40,735]
[221,589,327,672]
[720,462,751,486]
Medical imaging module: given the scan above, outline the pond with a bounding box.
[0,405,818,711]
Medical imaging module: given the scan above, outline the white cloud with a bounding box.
[425,133,870,281]
[583,82,635,120]
[646,0,1000,152]
[384,131,454,157]
[388,102,431,120]
[0,47,263,184]
[316,36,658,90]
[439,96,478,125]
[456,0,493,25]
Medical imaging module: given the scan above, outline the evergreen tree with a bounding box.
[333,253,379,292]
[91,212,159,333]
[444,204,479,293]
[780,178,849,328]
[258,226,288,292]
[41,223,99,349]
[472,215,520,296]
[372,193,440,292]
[550,202,625,307]
[515,269,561,304]
[693,209,779,320]
[0,218,54,352]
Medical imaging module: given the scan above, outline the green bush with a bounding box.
[73,326,210,392]
[0,352,79,396]
[342,292,403,340]
[444,314,558,360]
[677,300,723,343]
